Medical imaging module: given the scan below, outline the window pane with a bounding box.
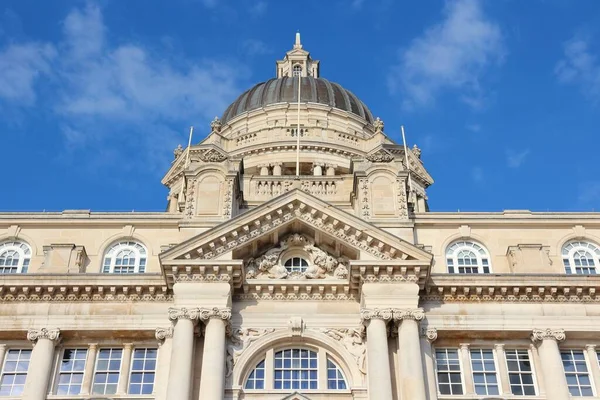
[93,349,122,395]
[435,349,463,395]
[562,350,593,397]
[0,349,30,396]
[274,348,318,390]
[128,348,157,395]
[470,349,499,396]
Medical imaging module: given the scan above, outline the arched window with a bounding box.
[102,241,147,274]
[284,257,308,273]
[292,64,302,77]
[244,348,348,392]
[562,241,600,275]
[446,241,491,274]
[0,241,32,274]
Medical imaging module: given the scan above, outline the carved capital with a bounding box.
[27,328,60,343]
[199,307,232,321]
[155,326,174,341]
[360,308,394,324]
[393,308,425,322]
[168,307,201,321]
[531,328,566,343]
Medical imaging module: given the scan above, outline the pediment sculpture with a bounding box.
[245,234,349,280]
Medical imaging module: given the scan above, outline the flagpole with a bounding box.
[401,125,414,198]
[296,71,301,177]
[185,126,194,168]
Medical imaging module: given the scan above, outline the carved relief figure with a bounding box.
[322,328,367,374]
[226,328,276,378]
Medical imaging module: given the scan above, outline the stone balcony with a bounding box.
[242,175,353,206]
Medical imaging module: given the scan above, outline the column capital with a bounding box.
[360,308,394,324]
[168,307,202,321]
[421,327,438,342]
[459,343,470,351]
[494,343,505,351]
[393,308,425,322]
[199,307,232,321]
[531,328,566,343]
[156,326,174,341]
[586,344,597,351]
[27,328,60,344]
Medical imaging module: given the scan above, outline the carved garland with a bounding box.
[184,178,198,218]
[359,178,370,218]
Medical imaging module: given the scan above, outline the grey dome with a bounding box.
[221,77,374,125]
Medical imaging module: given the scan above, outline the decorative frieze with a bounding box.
[27,328,60,343]
[531,328,566,343]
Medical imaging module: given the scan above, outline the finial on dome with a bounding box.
[294,31,302,49]
[210,116,222,133]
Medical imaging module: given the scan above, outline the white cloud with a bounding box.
[0,42,56,105]
[0,3,245,173]
[471,166,484,182]
[388,0,504,109]
[555,36,600,101]
[249,1,268,16]
[506,149,530,168]
[242,39,271,56]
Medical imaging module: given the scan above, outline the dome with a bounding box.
[221,77,374,125]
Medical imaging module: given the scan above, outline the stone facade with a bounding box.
[1,35,600,400]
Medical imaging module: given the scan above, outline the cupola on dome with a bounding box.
[220,33,374,125]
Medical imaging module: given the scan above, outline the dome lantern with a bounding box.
[276,32,320,78]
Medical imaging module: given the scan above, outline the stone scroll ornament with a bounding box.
[226,328,276,378]
[168,307,231,322]
[27,328,61,343]
[244,234,349,280]
[321,328,367,375]
[531,328,566,343]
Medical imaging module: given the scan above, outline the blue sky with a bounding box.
[1,0,600,212]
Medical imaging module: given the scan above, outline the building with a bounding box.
[1,33,600,400]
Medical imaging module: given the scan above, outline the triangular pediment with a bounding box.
[160,189,431,264]
[281,393,312,400]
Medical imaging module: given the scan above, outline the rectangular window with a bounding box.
[470,349,499,396]
[92,348,122,395]
[505,349,536,396]
[274,349,318,390]
[0,349,31,396]
[562,350,593,396]
[56,349,87,395]
[128,348,157,395]
[435,348,463,395]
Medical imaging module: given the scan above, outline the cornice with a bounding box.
[413,212,600,224]
[237,281,355,301]
[424,274,600,303]
[161,260,244,288]
[0,274,171,302]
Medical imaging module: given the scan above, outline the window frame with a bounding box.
[504,348,538,396]
[127,347,158,395]
[434,347,465,396]
[0,241,32,274]
[561,349,595,397]
[101,241,147,274]
[445,240,491,274]
[283,257,309,274]
[292,64,302,77]
[91,348,123,395]
[54,347,88,396]
[562,241,600,275]
[0,348,31,396]
[243,346,350,393]
[469,348,500,396]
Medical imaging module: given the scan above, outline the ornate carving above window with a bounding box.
[245,234,349,280]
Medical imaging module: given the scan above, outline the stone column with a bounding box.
[117,343,133,394]
[272,163,282,176]
[361,308,394,400]
[259,164,270,176]
[312,163,323,176]
[459,343,475,395]
[198,307,232,400]
[0,344,7,374]
[494,344,512,395]
[420,328,438,400]
[155,327,174,400]
[22,328,60,400]
[585,344,600,394]
[165,307,200,400]
[530,329,570,400]
[325,164,336,176]
[80,343,98,395]
[394,309,427,400]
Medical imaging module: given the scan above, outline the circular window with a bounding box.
[284,257,308,273]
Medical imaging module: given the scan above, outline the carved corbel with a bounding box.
[289,316,304,337]
[155,326,174,343]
